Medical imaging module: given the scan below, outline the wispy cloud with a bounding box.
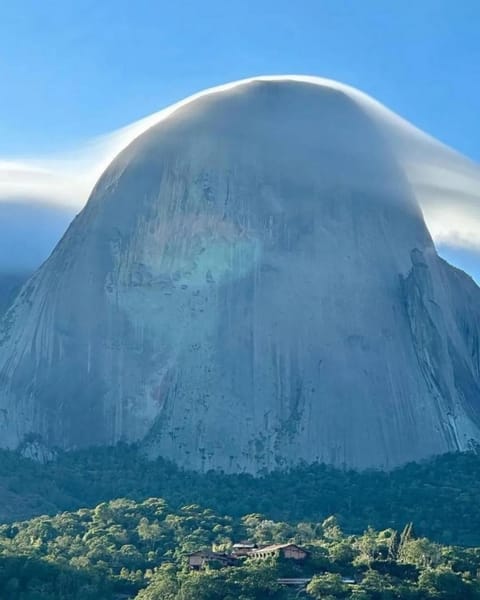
[1,76,479,273]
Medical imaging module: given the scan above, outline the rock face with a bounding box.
[1,79,480,472]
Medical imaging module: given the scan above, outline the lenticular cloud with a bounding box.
[1,76,479,272]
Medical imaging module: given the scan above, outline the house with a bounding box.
[187,542,309,570]
[250,543,309,561]
[187,550,237,570]
[232,541,257,557]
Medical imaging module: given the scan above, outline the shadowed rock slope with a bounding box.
[1,80,479,472]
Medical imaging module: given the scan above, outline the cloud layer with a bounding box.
[1,76,479,277]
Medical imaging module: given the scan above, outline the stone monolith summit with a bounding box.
[1,79,479,472]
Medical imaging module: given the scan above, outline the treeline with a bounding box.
[0,497,480,599]
[1,446,480,545]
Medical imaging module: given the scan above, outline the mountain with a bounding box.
[0,78,479,472]
[0,272,27,317]
[0,200,74,315]
[0,200,74,272]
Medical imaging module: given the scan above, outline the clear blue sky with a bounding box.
[1,0,479,160]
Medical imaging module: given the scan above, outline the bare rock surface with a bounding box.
[1,79,479,471]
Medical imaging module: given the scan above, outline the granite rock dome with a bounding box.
[1,79,479,472]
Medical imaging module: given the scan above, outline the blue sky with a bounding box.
[1,0,479,159]
[0,0,479,279]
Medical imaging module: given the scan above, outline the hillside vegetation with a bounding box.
[1,446,480,545]
[1,497,480,599]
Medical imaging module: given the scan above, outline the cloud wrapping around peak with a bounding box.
[0,76,479,273]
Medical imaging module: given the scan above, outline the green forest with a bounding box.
[2,446,480,544]
[1,497,480,599]
[1,447,480,598]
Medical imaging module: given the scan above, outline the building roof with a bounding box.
[233,541,256,548]
[251,543,308,554]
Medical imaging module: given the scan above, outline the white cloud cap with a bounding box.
[1,75,479,270]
